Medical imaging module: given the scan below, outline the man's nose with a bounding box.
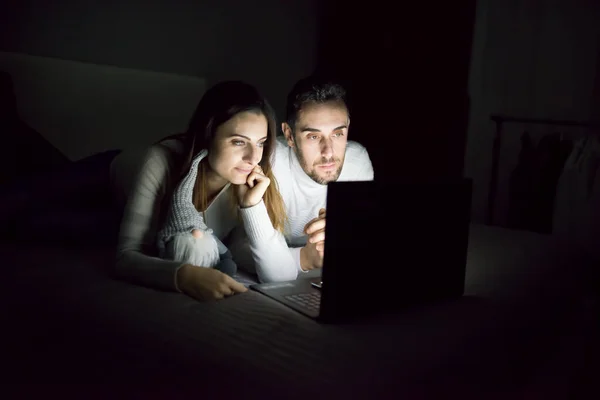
[320,138,333,158]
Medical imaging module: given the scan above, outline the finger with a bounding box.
[252,176,270,193]
[228,278,248,293]
[212,291,225,300]
[316,242,325,252]
[247,165,265,181]
[308,229,325,244]
[319,208,326,217]
[305,218,326,235]
[246,172,258,188]
[251,169,268,181]
[246,170,268,187]
[304,216,321,233]
[217,285,236,297]
[246,176,271,201]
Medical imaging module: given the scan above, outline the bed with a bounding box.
[1,51,597,399]
[2,222,596,398]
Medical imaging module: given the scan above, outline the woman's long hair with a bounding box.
[159,81,287,232]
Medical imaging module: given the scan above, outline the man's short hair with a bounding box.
[284,75,348,130]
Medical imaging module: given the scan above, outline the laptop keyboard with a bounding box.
[284,292,321,311]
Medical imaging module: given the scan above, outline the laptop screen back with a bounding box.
[319,179,472,321]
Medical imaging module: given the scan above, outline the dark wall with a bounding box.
[2,0,598,209]
[0,0,319,121]
[464,0,600,224]
[315,0,478,181]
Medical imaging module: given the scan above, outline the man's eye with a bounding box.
[308,135,319,140]
[334,132,344,137]
[232,140,245,146]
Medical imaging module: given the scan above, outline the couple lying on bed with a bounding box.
[113,75,374,301]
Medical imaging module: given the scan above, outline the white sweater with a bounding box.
[271,135,375,271]
[111,139,298,291]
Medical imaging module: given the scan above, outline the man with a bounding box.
[272,75,374,273]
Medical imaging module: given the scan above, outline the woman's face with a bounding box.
[207,110,268,185]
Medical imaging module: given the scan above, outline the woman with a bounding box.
[114,81,298,301]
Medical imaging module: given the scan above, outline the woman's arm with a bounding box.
[115,145,185,291]
[228,200,299,283]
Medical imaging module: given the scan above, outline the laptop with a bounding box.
[250,179,472,323]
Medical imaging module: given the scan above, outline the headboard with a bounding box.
[0,51,207,161]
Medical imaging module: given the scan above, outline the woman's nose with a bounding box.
[244,145,261,164]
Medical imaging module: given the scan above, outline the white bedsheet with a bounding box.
[2,224,595,398]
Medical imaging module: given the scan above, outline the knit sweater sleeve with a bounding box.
[115,145,185,292]
[227,200,298,283]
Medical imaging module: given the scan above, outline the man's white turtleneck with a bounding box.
[271,135,375,271]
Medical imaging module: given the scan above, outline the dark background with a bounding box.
[0,1,599,395]
[316,0,476,181]
[1,0,600,222]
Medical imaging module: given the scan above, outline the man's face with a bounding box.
[282,100,349,185]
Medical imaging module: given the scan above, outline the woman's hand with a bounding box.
[234,165,270,208]
[176,264,247,301]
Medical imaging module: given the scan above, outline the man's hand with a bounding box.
[305,208,326,253]
[300,208,326,271]
[300,241,324,271]
[234,165,270,208]
[176,264,247,301]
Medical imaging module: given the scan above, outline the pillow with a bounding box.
[12,206,121,247]
[0,149,121,225]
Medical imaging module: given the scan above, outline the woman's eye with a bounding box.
[232,140,245,146]
[258,141,266,148]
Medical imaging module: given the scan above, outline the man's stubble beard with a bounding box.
[294,145,343,185]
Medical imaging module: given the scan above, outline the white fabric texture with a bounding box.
[553,135,600,260]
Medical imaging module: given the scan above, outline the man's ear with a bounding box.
[281,122,295,148]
